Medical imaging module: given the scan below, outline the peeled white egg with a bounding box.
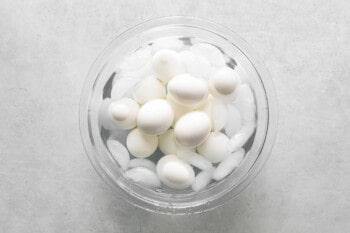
[191,43,226,67]
[128,158,156,172]
[152,49,184,82]
[213,148,245,181]
[167,74,209,108]
[197,132,230,163]
[133,76,166,104]
[126,128,158,158]
[179,50,212,79]
[156,155,195,189]
[158,129,178,155]
[151,37,185,53]
[224,104,242,137]
[165,95,193,127]
[177,147,212,171]
[137,99,174,135]
[209,67,241,96]
[192,167,215,192]
[174,111,212,147]
[108,98,140,130]
[98,98,139,130]
[124,167,161,188]
[106,137,130,171]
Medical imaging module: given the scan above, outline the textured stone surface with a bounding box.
[0,0,349,232]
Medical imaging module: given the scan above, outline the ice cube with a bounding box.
[128,158,156,172]
[213,148,245,181]
[106,137,130,170]
[151,37,185,53]
[225,104,242,137]
[192,167,215,192]
[177,147,213,171]
[191,43,226,67]
[179,50,212,79]
[124,167,161,188]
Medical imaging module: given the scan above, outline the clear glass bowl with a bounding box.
[79,16,278,214]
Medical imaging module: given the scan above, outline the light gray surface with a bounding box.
[0,0,349,232]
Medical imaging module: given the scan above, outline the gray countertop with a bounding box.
[0,0,349,232]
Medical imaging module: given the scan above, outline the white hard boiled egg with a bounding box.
[167,74,208,108]
[209,67,241,96]
[197,132,230,163]
[137,99,174,135]
[126,128,158,158]
[174,111,211,148]
[156,154,195,189]
[100,98,140,130]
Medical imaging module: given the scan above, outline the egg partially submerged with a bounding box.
[167,74,208,108]
[174,111,212,148]
[137,99,174,135]
[156,155,195,189]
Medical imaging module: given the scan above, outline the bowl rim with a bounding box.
[79,16,278,215]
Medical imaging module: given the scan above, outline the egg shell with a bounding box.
[213,148,245,181]
[197,132,230,163]
[158,129,178,155]
[165,95,193,127]
[126,128,158,158]
[152,49,184,82]
[174,111,212,147]
[108,98,140,130]
[106,137,130,171]
[209,67,241,96]
[124,167,161,188]
[128,158,156,172]
[156,155,195,189]
[179,50,212,79]
[137,99,174,135]
[191,43,226,67]
[133,76,166,104]
[167,74,209,108]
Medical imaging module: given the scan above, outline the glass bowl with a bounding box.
[79,16,278,214]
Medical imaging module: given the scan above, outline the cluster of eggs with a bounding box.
[99,38,256,191]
